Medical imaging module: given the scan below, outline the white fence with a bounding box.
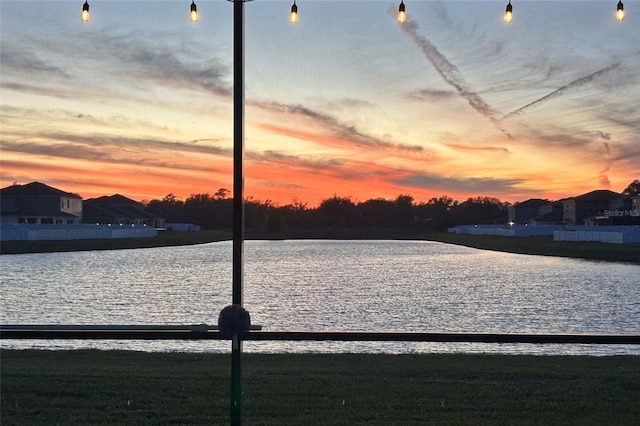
[448,225,640,244]
[165,223,201,232]
[448,225,562,237]
[0,224,157,241]
[554,226,640,244]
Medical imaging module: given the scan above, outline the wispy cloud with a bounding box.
[0,44,70,79]
[503,62,621,119]
[405,88,457,102]
[598,141,612,188]
[397,18,512,139]
[252,101,426,153]
[443,143,510,155]
[84,31,232,97]
[2,28,232,99]
[1,133,230,172]
[248,150,344,177]
[395,173,524,195]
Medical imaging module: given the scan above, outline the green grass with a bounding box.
[428,233,640,264]
[2,350,639,425]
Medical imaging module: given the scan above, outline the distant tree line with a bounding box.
[144,192,508,232]
[144,179,639,232]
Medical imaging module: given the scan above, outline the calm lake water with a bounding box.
[1,240,639,355]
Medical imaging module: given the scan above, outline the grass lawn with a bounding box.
[427,233,640,264]
[2,350,639,425]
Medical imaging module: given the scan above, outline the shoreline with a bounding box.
[1,230,639,263]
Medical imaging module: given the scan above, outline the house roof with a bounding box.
[83,194,158,221]
[85,194,142,207]
[83,204,145,219]
[513,198,550,208]
[0,182,81,199]
[0,182,82,217]
[572,189,621,202]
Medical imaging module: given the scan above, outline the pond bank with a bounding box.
[1,229,638,263]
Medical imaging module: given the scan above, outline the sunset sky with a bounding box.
[1,1,638,206]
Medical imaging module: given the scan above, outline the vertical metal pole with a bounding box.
[232,0,245,308]
[231,1,245,425]
[231,333,242,425]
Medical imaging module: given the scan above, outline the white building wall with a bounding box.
[60,196,82,216]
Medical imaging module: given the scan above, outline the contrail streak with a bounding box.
[598,141,612,187]
[503,62,621,119]
[399,19,512,139]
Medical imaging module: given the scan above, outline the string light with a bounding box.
[190,1,199,23]
[504,1,513,24]
[79,2,628,27]
[81,0,89,22]
[616,0,625,22]
[397,1,406,24]
[289,1,298,24]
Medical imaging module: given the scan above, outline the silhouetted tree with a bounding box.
[280,200,310,229]
[214,188,230,199]
[622,179,640,196]
[395,194,415,226]
[140,189,551,232]
[145,193,185,223]
[357,198,397,227]
[184,193,216,228]
[455,196,508,225]
[316,195,357,227]
[265,211,285,233]
[415,196,457,231]
[245,197,274,230]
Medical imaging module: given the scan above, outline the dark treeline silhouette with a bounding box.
[145,180,639,233]
[144,191,508,232]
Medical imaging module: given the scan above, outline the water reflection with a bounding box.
[1,240,638,354]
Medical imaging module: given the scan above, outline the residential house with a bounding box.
[83,194,165,228]
[600,194,640,225]
[0,182,82,225]
[562,189,624,225]
[530,201,565,225]
[507,198,550,224]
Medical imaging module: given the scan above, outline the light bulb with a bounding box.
[289,2,298,24]
[81,1,90,22]
[503,1,513,24]
[616,0,625,22]
[190,1,199,23]
[397,1,406,24]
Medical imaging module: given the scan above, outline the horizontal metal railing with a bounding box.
[1,325,639,345]
[0,324,255,340]
[246,331,640,345]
